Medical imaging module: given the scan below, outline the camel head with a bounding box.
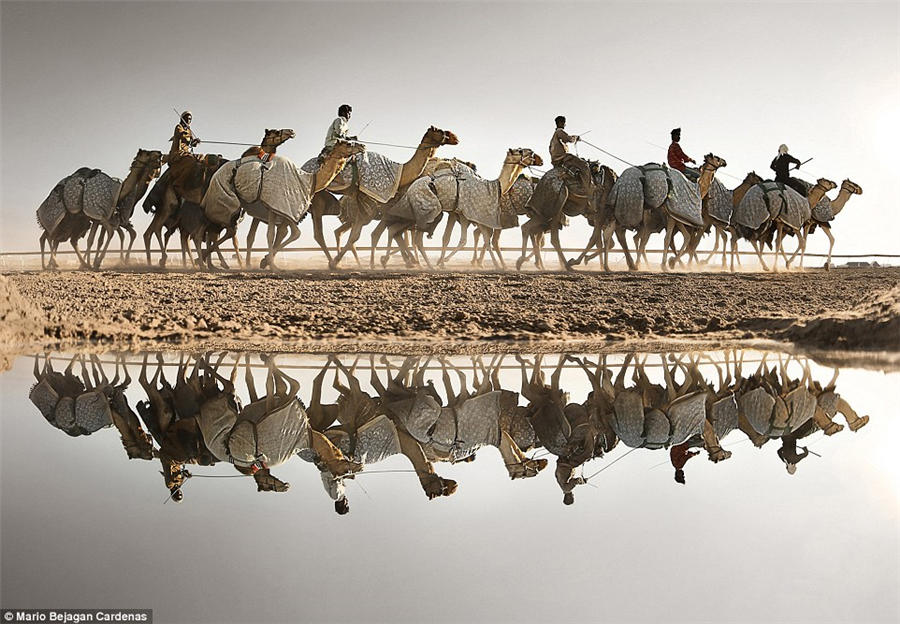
[421,125,459,148]
[840,179,863,196]
[115,149,164,222]
[743,171,763,185]
[329,139,366,161]
[702,153,727,170]
[815,178,838,193]
[130,149,164,180]
[260,128,296,151]
[505,147,543,168]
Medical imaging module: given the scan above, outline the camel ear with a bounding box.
[265,128,270,134]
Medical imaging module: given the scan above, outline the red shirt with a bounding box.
[667,141,692,172]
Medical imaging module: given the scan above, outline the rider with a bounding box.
[667,128,699,181]
[166,110,203,195]
[549,115,592,194]
[318,104,357,162]
[770,144,807,196]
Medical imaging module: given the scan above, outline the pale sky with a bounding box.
[2,1,898,259]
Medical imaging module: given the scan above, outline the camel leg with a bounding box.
[702,227,721,265]
[39,233,47,270]
[436,213,458,268]
[822,227,835,270]
[84,222,100,268]
[309,210,333,267]
[750,239,770,272]
[550,227,571,271]
[122,224,137,264]
[413,229,434,269]
[265,219,279,270]
[93,223,116,269]
[568,221,603,268]
[490,229,506,269]
[615,228,637,271]
[369,221,388,269]
[772,224,784,273]
[245,217,261,267]
[661,220,674,271]
[331,219,365,269]
[180,230,195,268]
[276,222,302,260]
[142,216,164,267]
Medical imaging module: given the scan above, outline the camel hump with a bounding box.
[710,394,739,440]
[812,196,835,223]
[30,377,61,419]
[355,414,402,464]
[740,386,776,435]
[664,167,703,227]
[82,172,121,222]
[74,390,112,434]
[667,392,708,446]
[612,167,644,227]
[37,186,67,233]
[734,184,771,230]
[706,177,734,224]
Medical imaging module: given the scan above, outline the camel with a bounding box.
[788,179,863,269]
[511,161,598,272]
[143,128,295,268]
[204,139,365,269]
[373,148,543,269]
[693,172,763,268]
[729,177,836,272]
[302,126,460,269]
[604,154,727,272]
[36,150,163,270]
[438,174,539,269]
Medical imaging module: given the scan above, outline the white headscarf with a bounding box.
[778,144,789,155]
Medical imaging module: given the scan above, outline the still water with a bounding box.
[1,350,897,623]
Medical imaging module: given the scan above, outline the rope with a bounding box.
[579,139,635,168]
[199,140,258,147]
[585,446,638,480]
[357,139,426,151]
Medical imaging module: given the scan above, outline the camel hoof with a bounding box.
[260,255,269,269]
[667,257,677,269]
[515,258,525,271]
[566,258,580,268]
[380,255,389,268]
[824,261,831,271]
[158,257,167,268]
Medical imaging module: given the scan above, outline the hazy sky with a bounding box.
[1,1,898,258]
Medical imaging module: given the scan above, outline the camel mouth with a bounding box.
[444,132,460,145]
[532,156,544,167]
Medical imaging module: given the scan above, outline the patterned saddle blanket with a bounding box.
[203,155,313,226]
[302,151,402,204]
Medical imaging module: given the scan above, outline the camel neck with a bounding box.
[497,161,524,195]
[732,179,757,207]
[830,188,852,214]
[697,166,717,199]
[314,156,348,193]
[399,144,438,187]
[807,185,828,207]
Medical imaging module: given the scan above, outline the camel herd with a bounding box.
[30,350,868,508]
[35,127,863,273]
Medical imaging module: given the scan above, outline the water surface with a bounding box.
[1,350,897,623]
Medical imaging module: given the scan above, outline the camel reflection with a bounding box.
[27,350,871,509]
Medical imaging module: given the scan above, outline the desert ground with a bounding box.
[2,267,898,364]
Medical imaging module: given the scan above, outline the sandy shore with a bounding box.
[2,267,898,363]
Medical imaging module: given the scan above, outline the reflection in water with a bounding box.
[28,351,870,511]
